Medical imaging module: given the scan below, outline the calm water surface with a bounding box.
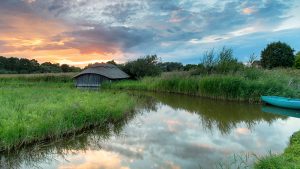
[1,92,300,169]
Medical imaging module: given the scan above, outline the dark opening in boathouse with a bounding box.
[73,63,129,88]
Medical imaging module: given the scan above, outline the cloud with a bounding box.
[0,0,299,66]
[59,24,155,54]
[58,150,130,169]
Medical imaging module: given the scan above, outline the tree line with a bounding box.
[106,41,300,79]
[0,56,81,74]
[1,41,299,77]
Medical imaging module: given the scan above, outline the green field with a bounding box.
[103,68,300,102]
[0,74,136,151]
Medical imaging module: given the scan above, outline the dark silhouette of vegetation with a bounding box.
[183,64,199,71]
[0,56,81,74]
[202,49,217,73]
[157,62,183,72]
[60,64,81,73]
[191,47,244,75]
[295,52,300,69]
[215,47,244,73]
[261,41,295,68]
[106,60,117,65]
[121,55,161,79]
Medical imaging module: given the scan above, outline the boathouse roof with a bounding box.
[74,63,129,79]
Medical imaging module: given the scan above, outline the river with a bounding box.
[1,92,300,169]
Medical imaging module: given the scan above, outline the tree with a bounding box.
[215,47,243,73]
[261,41,295,68]
[122,55,161,79]
[295,52,300,69]
[61,64,71,72]
[106,60,117,65]
[157,62,183,72]
[201,49,216,73]
[183,64,198,71]
[0,56,81,74]
[40,62,62,73]
[248,53,257,66]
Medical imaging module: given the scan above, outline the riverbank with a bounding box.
[0,77,136,151]
[1,72,299,168]
[255,131,300,168]
[103,68,300,103]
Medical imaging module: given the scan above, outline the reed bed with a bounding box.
[103,68,300,102]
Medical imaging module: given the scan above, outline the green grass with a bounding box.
[0,75,136,151]
[103,68,300,102]
[254,131,300,169]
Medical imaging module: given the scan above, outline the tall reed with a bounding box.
[103,68,300,102]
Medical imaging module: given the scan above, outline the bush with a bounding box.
[193,47,244,75]
[261,41,295,68]
[295,52,300,69]
[122,55,162,79]
[215,47,244,73]
[157,62,183,72]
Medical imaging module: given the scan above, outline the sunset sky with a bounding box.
[0,0,299,67]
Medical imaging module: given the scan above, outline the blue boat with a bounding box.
[261,96,300,110]
[262,105,300,118]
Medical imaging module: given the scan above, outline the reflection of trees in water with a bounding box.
[0,107,139,169]
[140,92,287,134]
[0,92,287,168]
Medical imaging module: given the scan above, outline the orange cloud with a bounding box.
[59,150,130,169]
[0,10,125,67]
[242,7,254,15]
[235,128,250,136]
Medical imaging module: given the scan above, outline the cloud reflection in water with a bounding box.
[3,93,300,169]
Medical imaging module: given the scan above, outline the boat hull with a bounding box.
[261,96,300,110]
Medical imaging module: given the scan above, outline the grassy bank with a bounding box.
[0,76,136,151]
[255,131,300,168]
[103,68,300,102]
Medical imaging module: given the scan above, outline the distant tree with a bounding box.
[40,62,62,73]
[106,60,117,65]
[248,53,257,66]
[6,57,19,72]
[201,49,216,73]
[295,52,300,69]
[157,62,183,72]
[0,56,81,74]
[70,66,81,72]
[261,41,295,68]
[183,64,198,71]
[122,55,161,79]
[0,56,8,70]
[61,64,71,72]
[215,47,243,73]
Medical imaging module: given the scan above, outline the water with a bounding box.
[1,92,300,169]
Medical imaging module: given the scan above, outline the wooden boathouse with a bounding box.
[73,63,129,88]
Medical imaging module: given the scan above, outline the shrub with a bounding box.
[295,52,300,69]
[122,55,161,79]
[215,47,244,73]
[261,41,295,68]
[157,62,183,72]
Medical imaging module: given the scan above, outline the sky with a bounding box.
[0,0,299,67]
